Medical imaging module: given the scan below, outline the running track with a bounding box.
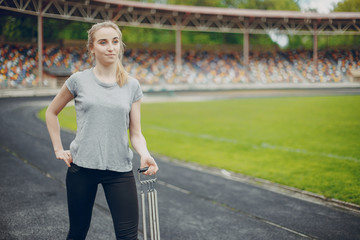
[0,92,360,240]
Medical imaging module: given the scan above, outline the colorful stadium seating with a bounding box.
[0,43,359,88]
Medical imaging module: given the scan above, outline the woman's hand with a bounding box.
[55,149,73,167]
[140,155,159,176]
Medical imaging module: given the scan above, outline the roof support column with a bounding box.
[37,0,43,87]
[175,28,182,72]
[243,31,249,67]
[243,31,250,82]
[313,23,318,74]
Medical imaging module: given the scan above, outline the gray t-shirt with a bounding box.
[65,68,143,172]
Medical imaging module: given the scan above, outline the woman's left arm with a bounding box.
[129,100,159,175]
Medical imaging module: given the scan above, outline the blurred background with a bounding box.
[1,0,360,206]
[0,0,359,89]
[1,2,360,238]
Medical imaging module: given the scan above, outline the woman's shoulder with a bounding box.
[126,75,143,101]
[66,69,93,86]
[127,75,140,85]
[126,75,141,88]
[70,68,92,79]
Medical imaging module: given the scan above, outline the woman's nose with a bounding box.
[107,43,114,51]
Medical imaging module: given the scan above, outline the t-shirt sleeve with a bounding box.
[65,73,78,97]
[132,79,143,103]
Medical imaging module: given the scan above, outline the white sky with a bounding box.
[298,0,343,13]
[270,0,343,47]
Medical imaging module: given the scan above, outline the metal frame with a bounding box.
[1,0,358,35]
[138,168,160,240]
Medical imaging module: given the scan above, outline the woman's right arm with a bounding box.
[45,84,74,167]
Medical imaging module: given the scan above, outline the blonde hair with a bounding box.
[87,21,128,87]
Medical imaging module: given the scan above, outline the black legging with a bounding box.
[66,163,138,240]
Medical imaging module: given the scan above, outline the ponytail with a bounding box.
[116,60,128,87]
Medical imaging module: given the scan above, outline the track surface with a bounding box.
[1,91,360,240]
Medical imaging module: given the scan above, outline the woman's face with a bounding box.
[91,27,121,66]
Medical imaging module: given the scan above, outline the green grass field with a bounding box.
[38,95,360,205]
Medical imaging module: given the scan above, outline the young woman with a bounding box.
[45,21,158,240]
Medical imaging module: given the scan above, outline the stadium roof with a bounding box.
[98,0,359,20]
[1,0,360,35]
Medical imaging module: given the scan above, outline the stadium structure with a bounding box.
[1,0,360,91]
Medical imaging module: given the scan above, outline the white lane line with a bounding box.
[147,125,359,163]
[157,178,317,239]
[157,180,191,195]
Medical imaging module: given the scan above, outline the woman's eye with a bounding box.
[99,41,107,45]
[113,40,119,44]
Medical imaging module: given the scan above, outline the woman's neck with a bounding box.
[93,64,117,83]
